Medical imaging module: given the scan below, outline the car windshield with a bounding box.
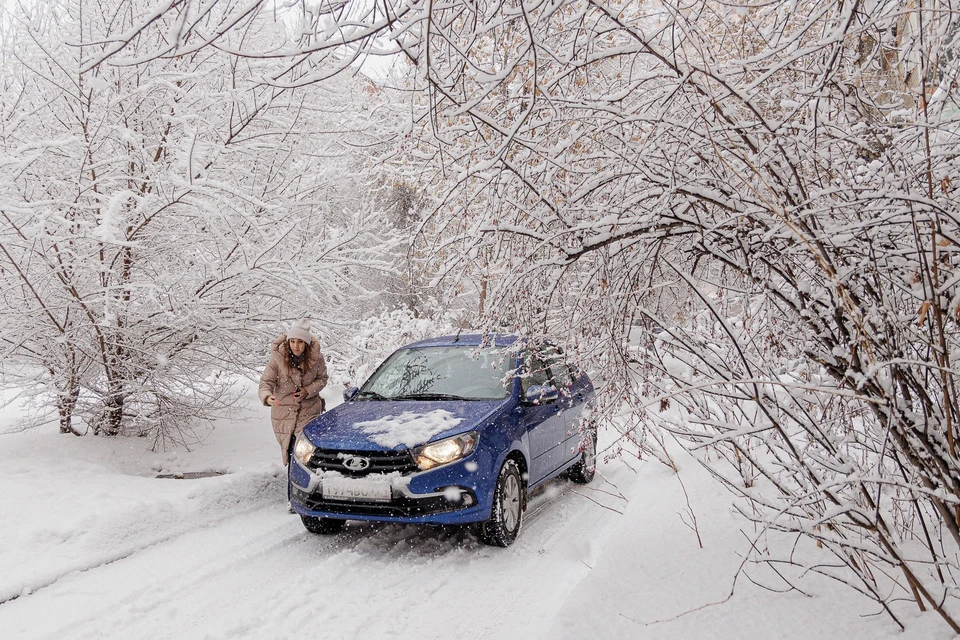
[359,346,514,401]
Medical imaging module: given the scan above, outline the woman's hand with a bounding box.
[266,395,277,406]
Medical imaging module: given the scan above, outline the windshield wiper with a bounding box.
[391,393,469,401]
[356,390,388,400]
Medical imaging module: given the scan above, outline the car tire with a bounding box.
[478,459,524,547]
[567,429,597,485]
[286,461,293,502]
[301,515,346,535]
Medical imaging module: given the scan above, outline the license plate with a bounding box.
[322,477,392,502]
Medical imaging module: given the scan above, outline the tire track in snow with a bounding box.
[0,469,285,607]
[0,505,309,639]
[2,466,636,640]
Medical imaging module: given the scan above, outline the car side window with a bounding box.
[543,345,574,387]
[521,350,552,395]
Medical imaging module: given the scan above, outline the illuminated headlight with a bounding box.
[413,432,478,471]
[293,435,316,466]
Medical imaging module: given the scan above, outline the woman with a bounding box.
[259,318,329,466]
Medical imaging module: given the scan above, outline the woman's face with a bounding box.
[288,338,306,356]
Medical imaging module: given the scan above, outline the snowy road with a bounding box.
[1,398,952,640]
[0,452,630,640]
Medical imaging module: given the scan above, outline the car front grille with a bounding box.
[306,448,418,476]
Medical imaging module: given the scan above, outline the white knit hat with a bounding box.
[286,318,312,343]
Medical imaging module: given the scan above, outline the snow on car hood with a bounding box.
[355,410,462,448]
[303,399,507,451]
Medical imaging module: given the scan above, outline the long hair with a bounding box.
[282,337,313,374]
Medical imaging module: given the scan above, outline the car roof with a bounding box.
[400,333,520,349]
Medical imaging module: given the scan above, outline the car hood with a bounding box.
[302,399,509,451]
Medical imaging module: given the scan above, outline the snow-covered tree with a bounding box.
[0,0,402,445]
[28,0,960,629]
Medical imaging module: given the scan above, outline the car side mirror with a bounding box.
[524,384,558,405]
[343,386,360,402]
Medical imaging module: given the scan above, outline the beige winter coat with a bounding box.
[258,336,329,464]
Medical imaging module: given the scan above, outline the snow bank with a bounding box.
[0,382,287,604]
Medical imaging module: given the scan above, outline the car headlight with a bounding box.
[293,435,316,466]
[413,432,478,471]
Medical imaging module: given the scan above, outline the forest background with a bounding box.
[2,0,960,633]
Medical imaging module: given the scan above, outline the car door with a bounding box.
[540,346,585,469]
[521,349,566,485]
[556,361,593,466]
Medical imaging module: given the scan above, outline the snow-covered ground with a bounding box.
[0,382,952,639]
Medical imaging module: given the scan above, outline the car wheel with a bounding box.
[567,429,597,484]
[479,459,524,547]
[301,515,346,535]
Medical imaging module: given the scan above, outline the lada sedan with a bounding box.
[288,334,596,546]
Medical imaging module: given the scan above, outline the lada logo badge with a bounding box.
[341,455,371,471]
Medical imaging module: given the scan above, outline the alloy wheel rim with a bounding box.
[502,472,521,531]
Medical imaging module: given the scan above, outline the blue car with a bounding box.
[289,334,597,546]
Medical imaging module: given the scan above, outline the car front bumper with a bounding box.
[291,484,480,522]
[289,458,491,525]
